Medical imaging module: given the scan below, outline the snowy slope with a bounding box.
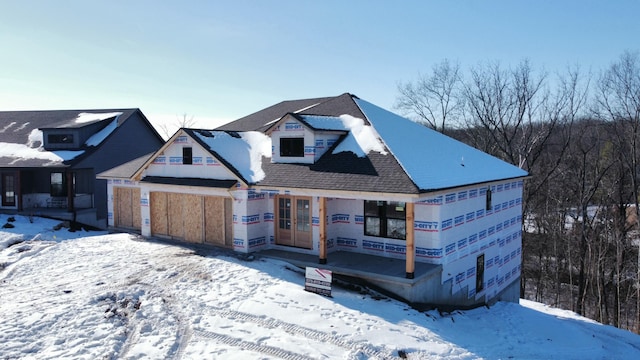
[1,215,640,360]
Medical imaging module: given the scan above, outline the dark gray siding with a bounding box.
[74,111,163,219]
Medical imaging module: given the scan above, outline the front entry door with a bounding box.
[276,196,312,249]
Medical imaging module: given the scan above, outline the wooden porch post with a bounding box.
[319,196,327,264]
[406,202,415,279]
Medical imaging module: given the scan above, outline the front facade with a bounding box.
[101,94,527,306]
[0,109,164,228]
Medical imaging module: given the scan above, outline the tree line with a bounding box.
[396,52,640,332]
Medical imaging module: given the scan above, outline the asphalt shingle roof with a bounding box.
[103,93,527,195]
[216,96,335,132]
[0,109,138,168]
[213,93,420,193]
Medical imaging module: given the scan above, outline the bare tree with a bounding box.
[462,59,549,167]
[461,60,587,210]
[395,59,463,132]
[594,51,640,330]
[158,113,197,139]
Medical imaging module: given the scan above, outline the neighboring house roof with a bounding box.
[111,93,527,194]
[0,109,148,168]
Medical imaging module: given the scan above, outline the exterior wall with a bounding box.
[325,198,410,259]
[230,187,272,252]
[228,188,322,255]
[144,134,236,180]
[415,179,524,304]
[313,134,341,162]
[227,189,416,259]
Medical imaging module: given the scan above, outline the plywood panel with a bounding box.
[204,196,224,245]
[115,187,133,228]
[150,192,168,236]
[132,188,141,229]
[184,194,203,243]
[168,193,183,239]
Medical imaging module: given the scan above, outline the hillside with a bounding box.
[1,215,640,359]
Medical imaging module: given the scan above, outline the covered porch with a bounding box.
[258,249,445,306]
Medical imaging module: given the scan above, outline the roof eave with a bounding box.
[417,174,531,194]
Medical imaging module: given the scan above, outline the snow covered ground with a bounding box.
[2,215,640,359]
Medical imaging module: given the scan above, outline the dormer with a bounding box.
[41,116,118,150]
[266,113,347,164]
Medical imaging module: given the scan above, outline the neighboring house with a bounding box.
[99,93,528,307]
[0,109,164,228]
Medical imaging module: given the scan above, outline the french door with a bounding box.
[276,195,312,249]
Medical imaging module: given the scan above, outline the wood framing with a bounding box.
[405,202,415,279]
[319,196,327,264]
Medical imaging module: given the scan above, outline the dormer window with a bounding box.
[48,134,74,144]
[280,138,304,157]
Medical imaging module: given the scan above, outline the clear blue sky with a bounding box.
[1,1,638,129]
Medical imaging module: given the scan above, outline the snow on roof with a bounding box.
[354,98,528,190]
[27,129,43,148]
[1,122,17,133]
[331,114,387,158]
[0,116,121,165]
[74,112,123,124]
[194,130,271,183]
[300,115,349,131]
[85,119,117,146]
[0,141,83,165]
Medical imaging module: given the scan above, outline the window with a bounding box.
[485,187,492,210]
[50,172,66,197]
[48,134,74,144]
[476,254,485,292]
[278,197,291,230]
[2,174,15,206]
[364,200,406,240]
[183,147,193,165]
[280,138,304,157]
